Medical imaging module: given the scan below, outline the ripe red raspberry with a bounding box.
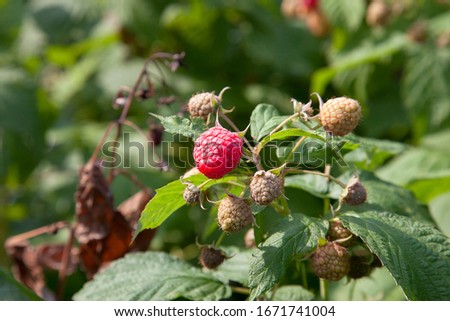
[311,242,350,281]
[217,195,253,233]
[199,246,227,269]
[326,220,355,247]
[341,176,367,205]
[320,97,361,136]
[250,170,284,205]
[303,0,318,11]
[193,127,243,179]
[188,92,217,119]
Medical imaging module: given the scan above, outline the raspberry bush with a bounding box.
[2,0,450,303]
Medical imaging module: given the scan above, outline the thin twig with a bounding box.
[56,225,75,300]
[285,136,307,162]
[114,169,149,191]
[5,221,69,248]
[218,109,263,171]
[268,113,298,136]
[284,168,346,188]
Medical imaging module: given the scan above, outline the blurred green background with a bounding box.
[1,0,450,300]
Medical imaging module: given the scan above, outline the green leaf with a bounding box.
[74,252,231,301]
[321,0,366,32]
[340,134,408,170]
[429,192,450,237]
[248,214,328,300]
[215,247,253,287]
[340,210,450,300]
[256,128,325,154]
[377,148,450,186]
[328,267,405,301]
[272,285,314,301]
[250,104,280,141]
[0,268,42,301]
[136,175,242,233]
[340,171,433,224]
[284,174,338,199]
[150,113,208,140]
[312,34,408,94]
[406,171,450,203]
[257,116,290,141]
[403,47,450,134]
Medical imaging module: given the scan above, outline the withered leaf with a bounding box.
[79,210,132,279]
[5,241,54,300]
[118,189,156,252]
[75,160,114,244]
[36,244,79,274]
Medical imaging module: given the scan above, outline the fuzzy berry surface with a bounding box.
[183,184,200,204]
[320,97,361,136]
[250,170,283,205]
[311,242,350,281]
[341,177,367,205]
[218,195,253,233]
[327,221,355,247]
[193,127,243,179]
[199,246,226,269]
[188,92,215,119]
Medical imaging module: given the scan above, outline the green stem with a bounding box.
[301,261,308,289]
[268,113,298,136]
[215,231,226,247]
[231,286,250,296]
[320,278,329,301]
[284,169,346,188]
[285,136,307,162]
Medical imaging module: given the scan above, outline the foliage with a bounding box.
[1,0,450,301]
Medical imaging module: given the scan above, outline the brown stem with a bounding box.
[91,52,175,171]
[113,169,149,191]
[5,221,69,248]
[56,226,75,300]
[89,122,118,164]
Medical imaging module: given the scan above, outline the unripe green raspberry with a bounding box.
[327,220,355,247]
[199,246,226,269]
[341,176,367,205]
[320,97,361,136]
[217,195,253,233]
[188,92,217,119]
[250,170,283,205]
[311,242,351,281]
